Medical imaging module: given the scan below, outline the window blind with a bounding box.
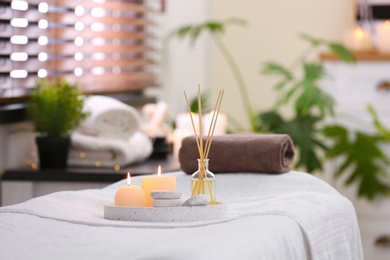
[0,0,158,104]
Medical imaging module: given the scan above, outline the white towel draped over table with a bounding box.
[0,171,363,260]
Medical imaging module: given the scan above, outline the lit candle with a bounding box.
[344,26,373,51]
[176,113,199,132]
[377,20,390,53]
[203,110,228,136]
[141,165,176,206]
[115,173,146,207]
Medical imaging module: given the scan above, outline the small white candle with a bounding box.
[203,111,228,136]
[377,20,390,53]
[344,26,373,51]
[173,128,192,158]
[175,113,199,132]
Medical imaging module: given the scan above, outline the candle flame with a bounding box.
[127,172,131,186]
[354,27,364,39]
[158,165,161,176]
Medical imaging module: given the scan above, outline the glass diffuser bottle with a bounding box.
[191,158,216,204]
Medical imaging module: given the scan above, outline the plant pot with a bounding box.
[36,136,71,169]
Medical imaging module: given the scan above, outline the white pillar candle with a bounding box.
[203,111,228,136]
[175,113,199,132]
[173,128,192,158]
[344,26,373,51]
[377,20,390,53]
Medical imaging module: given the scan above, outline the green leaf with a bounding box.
[189,92,209,114]
[324,125,390,200]
[168,18,247,46]
[28,78,88,137]
[299,33,324,46]
[367,104,390,141]
[303,63,325,81]
[261,62,293,80]
[328,43,355,63]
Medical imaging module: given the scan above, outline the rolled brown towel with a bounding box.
[178,134,295,174]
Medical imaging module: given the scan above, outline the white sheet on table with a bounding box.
[0,171,363,260]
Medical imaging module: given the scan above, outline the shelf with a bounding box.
[1,156,180,183]
[320,51,390,62]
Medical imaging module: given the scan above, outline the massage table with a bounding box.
[0,171,363,259]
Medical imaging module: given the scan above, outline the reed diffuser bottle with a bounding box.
[191,159,216,204]
[184,86,224,205]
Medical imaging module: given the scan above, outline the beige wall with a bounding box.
[210,0,355,130]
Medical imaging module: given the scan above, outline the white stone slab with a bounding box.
[152,198,184,207]
[104,203,227,222]
[150,190,182,199]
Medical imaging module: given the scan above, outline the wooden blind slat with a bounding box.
[0,0,159,103]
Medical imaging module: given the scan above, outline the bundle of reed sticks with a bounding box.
[184,86,224,199]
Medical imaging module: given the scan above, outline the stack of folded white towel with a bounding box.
[68,95,153,168]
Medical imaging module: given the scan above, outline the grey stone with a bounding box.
[182,195,210,206]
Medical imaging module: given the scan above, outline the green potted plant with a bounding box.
[28,78,88,169]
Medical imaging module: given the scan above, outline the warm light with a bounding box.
[74,21,84,31]
[11,52,28,61]
[114,165,120,171]
[38,52,48,61]
[11,18,28,28]
[11,1,28,11]
[158,165,161,176]
[11,35,28,45]
[74,6,85,16]
[91,22,105,31]
[74,52,83,61]
[127,172,131,186]
[92,52,105,60]
[91,38,105,45]
[74,37,84,46]
[91,7,105,17]
[38,3,49,13]
[74,67,83,76]
[95,161,101,167]
[31,163,38,169]
[38,19,48,29]
[79,152,86,158]
[37,69,47,78]
[38,36,48,45]
[10,70,28,78]
[354,27,364,39]
[91,67,105,75]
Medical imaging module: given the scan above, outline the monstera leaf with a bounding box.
[324,125,390,200]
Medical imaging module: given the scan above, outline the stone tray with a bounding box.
[104,203,227,222]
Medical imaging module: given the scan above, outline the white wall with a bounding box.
[210,0,355,130]
[146,0,211,120]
